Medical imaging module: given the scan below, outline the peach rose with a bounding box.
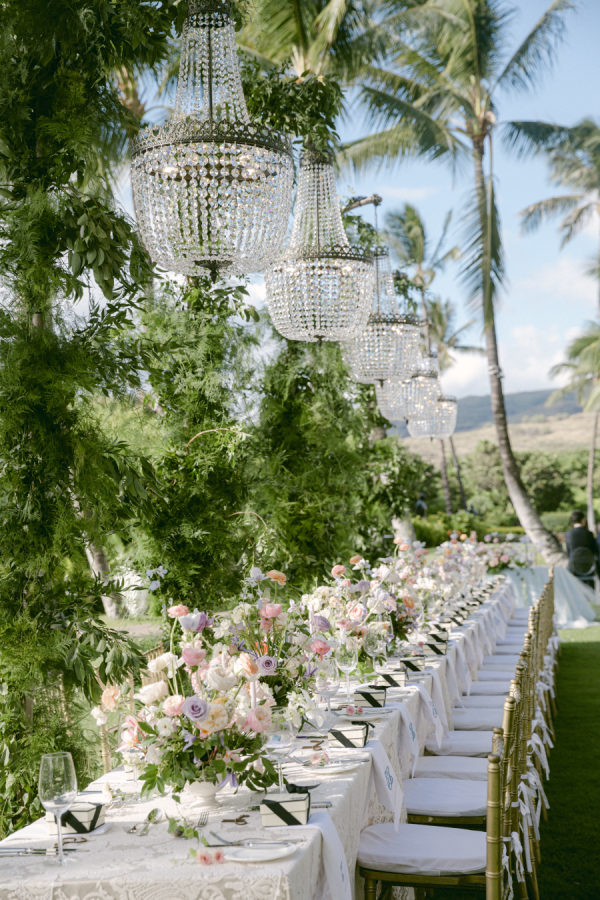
[349,555,363,565]
[235,652,260,679]
[244,706,272,733]
[181,646,206,667]
[265,570,287,585]
[331,564,346,578]
[167,604,189,618]
[101,684,120,711]
[200,704,229,734]
[162,694,185,717]
[403,596,415,610]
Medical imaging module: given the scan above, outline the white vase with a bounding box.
[183,780,220,809]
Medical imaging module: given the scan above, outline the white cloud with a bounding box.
[376,185,439,203]
[512,255,596,312]
[246,279,266,308]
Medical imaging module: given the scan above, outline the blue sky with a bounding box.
[334,0,600,398]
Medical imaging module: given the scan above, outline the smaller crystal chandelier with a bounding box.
[265,150,374,342]
[407,395,458,438]
[404,352,441,418]
[342,247,422,383]
[375,378,410,421]
[131,0,294,277]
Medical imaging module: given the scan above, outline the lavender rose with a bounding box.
[257,655,278,675]
[181,695,209,723]
[179,609,213,633]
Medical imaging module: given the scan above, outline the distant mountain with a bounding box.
[455,389,582,432]
[394,389,583,436]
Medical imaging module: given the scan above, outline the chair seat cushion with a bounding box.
[470,680,511,695]
[482,655,520,669]
[494,642,525,652]
[452,707,503,730]
[474,669,512,680]
[428,729,494,757]
[413,755,489,781]
[358,822,486,875]
[457,695,506,709]
[403,777,487,817]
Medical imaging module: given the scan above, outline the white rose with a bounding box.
[135,681,169,706]
[147,652,184,678]
[145,746,162,765]
[155,717,178,738]
[205,664,237,692]
[91,706,108,727]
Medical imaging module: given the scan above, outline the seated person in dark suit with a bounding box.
[565,510,599,587]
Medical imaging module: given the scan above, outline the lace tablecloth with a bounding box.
[0,583,516,900]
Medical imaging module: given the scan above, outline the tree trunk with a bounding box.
[85,541,124,619]
[586,410,599,534]
[449,435,467,509]
[439,439,453,514]
[472,142,566,565]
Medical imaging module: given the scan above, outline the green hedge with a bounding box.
[412,513,524,547]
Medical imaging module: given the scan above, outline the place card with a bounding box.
[353,686,387,707]
[328,723,370,748]
[46,802,105,835]
[260,792,310,827]
[398,656,426,673]
[373,670,406,687]
[421,642,447,656]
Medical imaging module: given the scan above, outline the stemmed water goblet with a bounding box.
[264,710,294,792]
[38,752,78,865]
[336,642,358,704]
[315,657,340,725]
[363,630,388,678]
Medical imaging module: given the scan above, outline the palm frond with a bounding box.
[519,194,582,233]
[502,119,570,157]
[460,174,504,324]
[560,201,598,245]
[495,0,577,93]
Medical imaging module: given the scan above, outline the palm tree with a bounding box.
[384,204,461,512]
[550,322,600,533]
[426,296,484,510]
[512,118,600,316]
[342,0,576,564]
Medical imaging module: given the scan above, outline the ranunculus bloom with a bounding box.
[257,655,278,675]
[162,694,185,717]
[181,695,209,723]
[181,647,206,667]
[349,555,363,565]
[331,564,346,578]
[244,706,272,733]
[310,637,331,657]
[260,602,282,619]
[234,652,259,680]
[101,684,120,711]
[265,569,287,585]
[135,680,169,706]
[167,604,189,618]
[201,704,229,734]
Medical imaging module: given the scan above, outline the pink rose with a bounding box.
[331,564,346,578]
[167,604,189,618]
[162,694,185,717]
[265,570,287,585]
[244,706,272,733]
[213,849,224,864]
[260,602,282,619]
[348,602,367,623]
[197,850,213,866]
[310,638,331,657]
[500,554,509,563]
[181,646,206,667]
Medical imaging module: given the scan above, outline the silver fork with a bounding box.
[195,810,209,828]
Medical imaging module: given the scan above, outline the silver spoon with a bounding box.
[126,807,164,836]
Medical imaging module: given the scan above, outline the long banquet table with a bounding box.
[0,581,517,900]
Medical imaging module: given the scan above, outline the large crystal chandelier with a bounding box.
[407,395,458,439]
[264,151,374,341]
[131,0,294,277]
[342,248,422,383]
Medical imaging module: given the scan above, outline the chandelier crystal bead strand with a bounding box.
[265,150,374,341]
[131,0,294,277]
[342,247,422,383]
[407,394,458,439]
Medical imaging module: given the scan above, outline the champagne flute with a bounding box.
[336,643,358,704]
[38,752,78,865]
[315,658,340,724]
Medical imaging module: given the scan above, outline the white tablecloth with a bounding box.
[0,581,518,900]
[506,564,595,628]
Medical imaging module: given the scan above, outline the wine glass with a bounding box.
[336,643,358,704]
[363,630,388,676]
[264,711,294,792]
[315,658,340,724]
[38,752,78,865]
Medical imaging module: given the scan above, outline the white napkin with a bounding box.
[450,638,472,694]
[364,739,403,828]
[302,811,352,900]
[427,666,450,737]
[402,681,444,749]
[394,702,420,776]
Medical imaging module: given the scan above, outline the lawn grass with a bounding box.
[536,625,600,899]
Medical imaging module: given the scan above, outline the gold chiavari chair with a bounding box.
[357,697,516,900]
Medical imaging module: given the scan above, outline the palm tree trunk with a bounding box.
[587,410,599,534]
[472,143,565,565]
[449,435,467,509]
[439,439,453,514]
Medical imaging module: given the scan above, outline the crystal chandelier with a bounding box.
[375,378,410,421]
[342,248,422,383]
[264,151,373,341]
[131,0,294,277]
[407,395,458,439]
[404,352,441,418]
